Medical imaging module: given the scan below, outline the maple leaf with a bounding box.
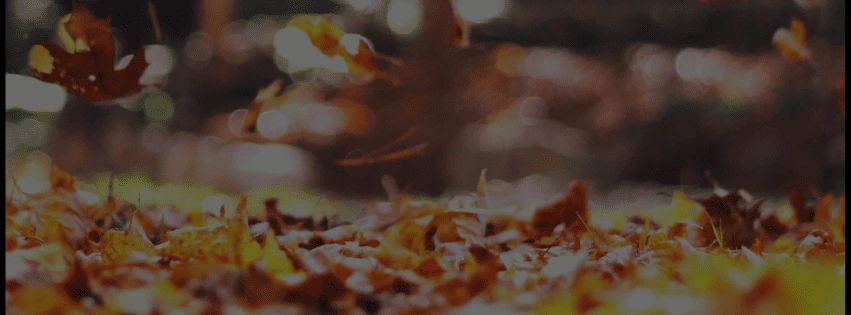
[28,4,149,102]
[687,174,765,249]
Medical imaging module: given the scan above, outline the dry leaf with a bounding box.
[29,4,149,101]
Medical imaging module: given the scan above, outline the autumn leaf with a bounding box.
[49,164,76,192]
[4,165,846,314]
[527,180,588,239]
[243,79,285,134]
[100,210,156,264]
[287,15,346,58]
[10,285,81,315]
[261,230,296,275]
[772,18,811,62]
[342,38,381,82]
[28,3,149,102]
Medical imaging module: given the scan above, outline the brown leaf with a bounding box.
[61,257,102,305]
[28,4,149,102]
[423,211,484,251]
[528,180,588,239]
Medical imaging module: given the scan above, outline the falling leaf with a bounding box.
[772,18,811,62]
[28,4,149,102]
[287,15,346,58]
[243,79,285,134]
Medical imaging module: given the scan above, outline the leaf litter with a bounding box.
[4,164,845,314]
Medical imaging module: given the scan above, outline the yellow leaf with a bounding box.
[160,224,231,262]
[100,212,156,264]
[262,230,294,275]
[11,286,78,315]
[29,45,55,74]
[669,191,702,225]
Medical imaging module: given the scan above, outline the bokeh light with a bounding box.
[244,15,283,49]
[142,91,176,124]
[5,74,67,112]
[515,96,547,125]
[345,0,382,13]
[302,104,346,137]
[494,43,528,76]
[233,143,314,188]
[6,122,20,157]
[141,123,170,153]
[12,150,53,195]
[456,0,510,24]
[143,45,177,77]
[257,109,289,140]
[386,0,422,36]
[184,32,215,68]
[15,118,47,148]
[274,27,328,73]
[221,21,253,65]
[11,0,51,22]
[228,109,250,137]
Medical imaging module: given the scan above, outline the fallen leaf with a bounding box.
[527,180,588,239]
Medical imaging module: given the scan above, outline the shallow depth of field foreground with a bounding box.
[5,0,846,314]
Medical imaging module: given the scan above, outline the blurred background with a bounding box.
[5,0,846,203]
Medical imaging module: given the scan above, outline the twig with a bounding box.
[335,144,428,167]
[147,1,162,41]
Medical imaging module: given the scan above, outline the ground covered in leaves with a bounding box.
[5,166,846,315]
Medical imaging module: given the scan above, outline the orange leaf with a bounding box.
[243,79,285,134]
[287,15,346,58]
[772,18,811,62]
[11,285,79,314]
[49,164,76,192]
